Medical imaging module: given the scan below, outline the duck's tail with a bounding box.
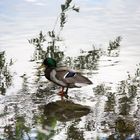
[74,74,92,87]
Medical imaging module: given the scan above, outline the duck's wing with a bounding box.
[53,68,92,87]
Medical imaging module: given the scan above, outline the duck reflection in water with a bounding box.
[36,100,90,139]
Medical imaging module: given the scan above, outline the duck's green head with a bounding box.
[42,58,57,68]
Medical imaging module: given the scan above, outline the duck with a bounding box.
[39,58,92,100]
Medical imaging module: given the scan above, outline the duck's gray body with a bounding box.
[44,67,92,88]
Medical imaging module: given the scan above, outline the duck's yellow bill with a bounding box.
[38,64,45,69]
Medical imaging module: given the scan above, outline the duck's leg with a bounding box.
[58,87,65,100]
[64,87,69,99]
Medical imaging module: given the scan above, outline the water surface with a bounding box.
[0,0,140,139]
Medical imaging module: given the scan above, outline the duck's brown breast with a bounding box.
[44,68,53,80]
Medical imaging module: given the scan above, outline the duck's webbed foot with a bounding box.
[58,89,64,100]
[63,92,68,99]
[58,87,69,100]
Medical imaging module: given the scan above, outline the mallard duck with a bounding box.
[39,58,92,100]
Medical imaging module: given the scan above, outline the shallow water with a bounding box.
[0,0,140,140]
[0,52,140,140]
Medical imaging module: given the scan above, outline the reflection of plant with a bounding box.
[115,117,135,133]
[0,51,12,95]
[107,36,122,56]
[20,74,30,94]
[117,80,133,115]
[4,116,31,140]
[35,110,56,140]
[116,64,140,116]
[100,64,140,139]
[93,83,108,95]
[67,124,84,140]
[105,92,115,112]
[15,116,30,139]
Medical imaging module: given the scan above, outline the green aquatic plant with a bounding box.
[116,80,132,115]
[0,51,5,69]
[107,36,122,56]
[29,31,46,61]
[105,92,116,112]
[75,48,101,69]
[116,63,140,116]
[93,83,108,95]
[60,0,79,28]
[64,47,101,70]
[29,0,79,63]
[0,51,12,95]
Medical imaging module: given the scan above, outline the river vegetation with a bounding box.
[0,51,13,95]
